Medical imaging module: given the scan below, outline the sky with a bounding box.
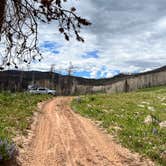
[24,0,166,78]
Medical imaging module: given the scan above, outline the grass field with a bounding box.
[72,86,166,165]
[0,92,50,140]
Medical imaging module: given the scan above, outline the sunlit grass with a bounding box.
[0,92,50,140]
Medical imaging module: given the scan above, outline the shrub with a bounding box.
[0,139,17,163]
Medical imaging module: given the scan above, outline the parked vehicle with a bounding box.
[29,87,56,95]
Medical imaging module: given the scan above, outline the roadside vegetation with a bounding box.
[0,92,50,163]
[72,86,166,165]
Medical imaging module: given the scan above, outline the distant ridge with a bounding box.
[0,65,165,90]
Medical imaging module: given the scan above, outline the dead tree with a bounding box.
[124,79,130,92]
[19,68,24,91]
[57,62,79,95]
[50,64,55,89]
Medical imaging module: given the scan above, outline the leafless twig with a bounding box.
[0,0,91,69]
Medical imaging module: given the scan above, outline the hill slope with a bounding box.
[0,66,165,93]
[72,86,166,165]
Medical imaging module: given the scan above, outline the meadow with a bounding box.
[0,92,50,140]
[72,86,166,165]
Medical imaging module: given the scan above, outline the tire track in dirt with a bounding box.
[19,97,154,166]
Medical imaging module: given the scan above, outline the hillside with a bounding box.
[72,86,166,165]
[0,65,165,93]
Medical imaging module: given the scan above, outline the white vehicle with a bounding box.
[29,87,56,95]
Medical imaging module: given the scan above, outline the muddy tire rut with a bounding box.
[19,97,154,166]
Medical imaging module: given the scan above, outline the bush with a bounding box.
[0,139,17,163]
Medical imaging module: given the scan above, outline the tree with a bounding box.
[50,64,55,88]
[0,0,91,69]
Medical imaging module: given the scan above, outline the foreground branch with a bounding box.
[0,0,91,69]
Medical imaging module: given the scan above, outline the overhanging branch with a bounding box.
[0,0,91,69]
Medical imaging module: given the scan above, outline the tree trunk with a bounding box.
[0,0,6,32]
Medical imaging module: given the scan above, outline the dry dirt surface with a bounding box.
[19,97,154,166]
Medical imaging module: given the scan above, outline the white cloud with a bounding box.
[4,0,166,78]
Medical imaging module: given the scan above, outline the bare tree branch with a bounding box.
[0,0,6,33]
[0,0,91,69]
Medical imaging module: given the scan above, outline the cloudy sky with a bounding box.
[29,0,166,78]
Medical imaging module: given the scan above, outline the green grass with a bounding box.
[72,86,166,165]
[0,92,50,140]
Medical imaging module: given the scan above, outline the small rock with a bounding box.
[76,96,82,103]
[161,151,166,160]
[144,115,153,124]
[161,97,166,102]
[147,106,155,112]
[144,115,159,124]
[137,104,145,108]
[87,104,93,108]
[102,109,109,113]
[141,101,150,105]
[159,121,166,128]
[109,109,114,112]
[112,126,122,131]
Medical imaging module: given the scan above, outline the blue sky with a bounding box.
[22,0,166,78]
[40,41,61,54]
[82,51,100,59]
[72,71,91,78]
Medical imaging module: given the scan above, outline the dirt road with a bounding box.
[19,97,153,166]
